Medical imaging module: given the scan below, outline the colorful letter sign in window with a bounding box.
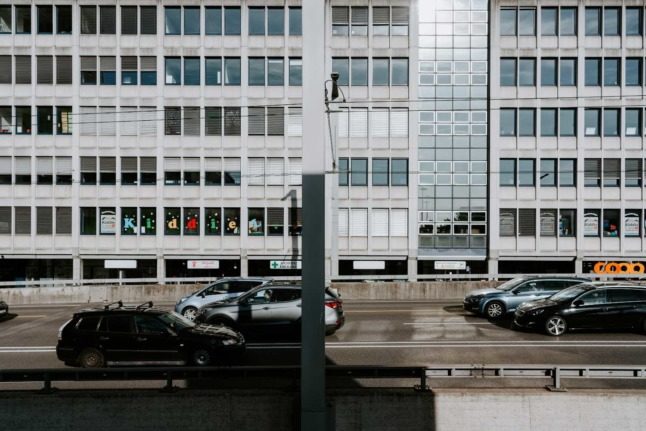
[165,207,181,235]
[184,208,200,235]
[140,207,156,235]
[121,207,137,235]
[205,207,221,235]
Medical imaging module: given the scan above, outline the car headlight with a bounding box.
[530,308,545,316]
[221,338,238,346]
[177,296,188,304]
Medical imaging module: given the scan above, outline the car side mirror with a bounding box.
[573,299,583,307]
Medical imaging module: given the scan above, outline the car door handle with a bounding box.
[262,307,270,310]
[99,336,110,341]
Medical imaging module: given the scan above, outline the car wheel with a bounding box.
[192,348,213,366]
[545,315,567,336]
[485,301,505,319]
[78,348,105,368]
[182,306,198,321]
[325,328,336,336]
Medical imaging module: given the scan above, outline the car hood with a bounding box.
[466,288,501,297]
[517,298,558,311]
[186,324,242,340]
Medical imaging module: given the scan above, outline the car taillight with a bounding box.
[325,300,342,310]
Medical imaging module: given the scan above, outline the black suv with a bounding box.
[57,301,245,368]
[514,283,646,336]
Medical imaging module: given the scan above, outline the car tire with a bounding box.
[485,301,505,319]
[78,348,105,368]
[545,315,567,336]
[191,348,213,366]
[181,306,198,321]
[325,328,336,336]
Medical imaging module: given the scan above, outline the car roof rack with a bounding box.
[135,301,154,310]
[104,300,123,310]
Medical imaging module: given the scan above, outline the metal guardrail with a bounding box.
[1,365,645,392]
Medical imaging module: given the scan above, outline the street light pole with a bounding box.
[301,0,327,430]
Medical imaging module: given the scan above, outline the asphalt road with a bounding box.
[2,300,646,369]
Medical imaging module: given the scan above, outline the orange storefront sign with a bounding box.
[593,262,645,274]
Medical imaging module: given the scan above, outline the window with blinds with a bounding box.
[184,107,200,136]
[121,6,137,35]
[267,208,284,236]
[266,158,284,185]
[100,6,116,34]
[99,56,116,85]
[79,106,97,136]
[98,107,116,136]
[55,156,72,184]
[248,107,265,136]
[205,158,222,186]
[140,6,157,35]
[165,107,181,135]
[0,207,11,234]
[223,158,241,185]
[350,108,368,137]
[224,107,241,136]
[81,56,97,85]
[56,56,72,84]
[14,207,29,234]
[338,209,349,236]
[205,107,222,136]
[350,7,368,36]
[584,158,601,187]
[14,157,31,184]
[500,209,516,236]
[371,209,389,237]
[81,6,97,34]
[140,157,157,185]
[518,208,536,236]
[183,158,200,185]
[332,7,349,36]
[287,107,302,136]
[139,106,157,136]
[99,157,116,185]
[603,158,620,187]
[373,7,390,35]
[370,109,389,137]
[247,158,264,186]
[56,207,72,234]
[36,156,53,184]
[120,106,138,136]
[350,209,368,236]
[36,55,54,84]
[267,107,284,136]
[288,207,302,236]
[164,157,181,185]
[390,209,408,236]
[37,207,53,235]
[15,56,31,84]
[121,56,137,85]
[140,56,157,85]
[390,109,408,137]
[288,158,302,185]
[540,209,557,237]
[80,156,97,184]
[625,158,643,187]
[391,7,409,35]
[121,157,138,185]
[0,56,10,83]
[0,157,10,184]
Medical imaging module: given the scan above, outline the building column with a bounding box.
[156,254,165,282]
[73,256,82,280]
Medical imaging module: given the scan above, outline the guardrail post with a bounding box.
[546,367,567,392]
[161,374,177,393]
[38,374,55,394]
[414,369,431,392]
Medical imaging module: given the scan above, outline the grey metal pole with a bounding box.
[301,0,327,430]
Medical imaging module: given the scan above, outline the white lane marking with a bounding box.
[404,322,492,325]
[8,305,81,309]
[15,315,47,319]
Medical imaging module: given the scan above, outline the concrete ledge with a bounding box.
[0,281,501,305]
[1,388,645,431]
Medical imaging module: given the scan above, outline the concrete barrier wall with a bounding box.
[1,388,645,431]
[0,281,501,305]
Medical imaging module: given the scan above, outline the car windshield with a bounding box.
[495,278,525,291]
[549,286,590,302]
[158,311,195,330]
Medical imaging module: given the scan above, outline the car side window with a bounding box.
[134,316,169,335]
[205,282,231,295]
[515,282,538,293]
[77,316,101,332]
[106,316,134,333]
[578,290,607,305]
[246,289,271,304]
[272,289,301,303]
[608,289,642,303]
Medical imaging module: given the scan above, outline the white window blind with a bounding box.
[267,107,284,136]
[184,107,200,136]
[100,56,116,73]
[332,7,349,25]
[56,157,72,175]
[288,157,302,185]
[99,157,116,173]
[0,157,10,174]
[248,107,265,135]
[183,157,200,171]
[350,208,368,236]
[266,158,284,185]
[338,208,349,236]
[205,157,221,171]
[15,157,30,175]
[98,106,116,136]
[371,109,389,137]
[371,209,389,237]
[287,107,302,136]
[223,157,240,172]
[80,106,97,136]
[140,157,156,172]
[247,158,264,185]
[139,107,157,136]
[121,157,137,172]
[36,157,52,175]
[120,106,138,136]
[337,108,349,138]
[350,108,368,137]
[390,208,408,236]
[390,109,408,137]
[164,157,181,171]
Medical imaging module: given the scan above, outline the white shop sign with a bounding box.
[270,260,302,270]
[104,260,137,269]
[353,261,385,270]
[434,261,467,271]
[187,260,220,270]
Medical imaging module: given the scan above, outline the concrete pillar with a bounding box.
[73,256,82,280]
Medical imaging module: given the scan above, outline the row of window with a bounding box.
[499,208,646,239]
[500,6,645,37]
[331,6,408,37]
[0,206,71,235]
[0,5,303,37]
[417,210,487,237]
[417,160,488,187]
[331,57,408,87]
[337,158,409,187]
[499,107,646,138]
[337,208,408,237]
[0,55,73,85]
[500,57,646,88]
